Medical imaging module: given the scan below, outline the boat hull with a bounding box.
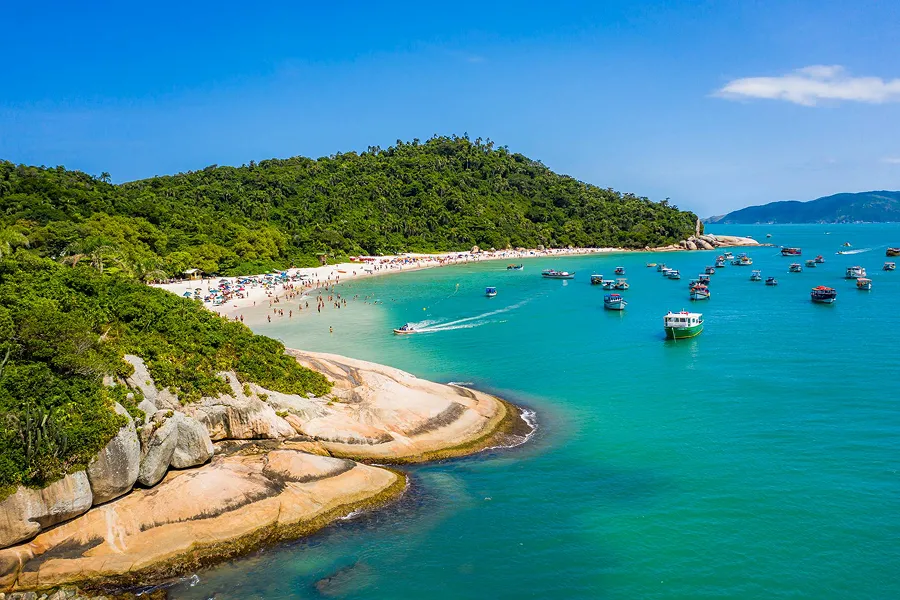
[542,274,575,279]
[811,297,836,304]
[393,329,416,335]
[664,323,703,339]
[604,302,626,310]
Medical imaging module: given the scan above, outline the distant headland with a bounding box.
[705,190,900,224]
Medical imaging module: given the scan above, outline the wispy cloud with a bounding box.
[715,65,900,106]
[881,157,900,164]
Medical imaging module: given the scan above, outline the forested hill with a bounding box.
[1,135,697,276]
[706,191,900,224]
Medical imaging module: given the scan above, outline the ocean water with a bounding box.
[170,224,900,599]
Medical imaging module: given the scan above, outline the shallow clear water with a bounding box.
[170,224,900,599]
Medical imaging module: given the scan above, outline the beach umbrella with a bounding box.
[182,291,192,297]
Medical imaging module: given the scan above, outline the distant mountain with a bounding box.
[705,191,900,224]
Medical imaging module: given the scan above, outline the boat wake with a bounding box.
[835,248,871,255]
[411,300,529,334]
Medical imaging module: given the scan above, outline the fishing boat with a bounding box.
[485,286,497,297]
[614,266,626,275]
[656,263,668,272]
[393,323,417,335]
[723,251,734,260]
[541,269,575,279]
[704,266,716,275]
[815,255,825,263]
[604,293,627,310]
[590,274,603,285]
[781,247,802,256]
[765,276,778,286]
[842,242,852,247]
[601,279,616,290]
[789,263,802,273]
[690,285,710,300]
[856,278,872,291]
[845,266,866,279]
[698,274,711,284]
[714,256,726,268]
[614,278,629,290]
[732,253,752,266]
[667,269,681,280]
[810,286,837,304]
[506,264,524,270]
[646,262,657,268]
[884,262,896,271]
[660,267,673,276]
[750,270,762,281]
[887,248,900,257]
[804,259,817,268]
[663,311,703,339]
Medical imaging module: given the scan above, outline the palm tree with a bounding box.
[0,226,29,258]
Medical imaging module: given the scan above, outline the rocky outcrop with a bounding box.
[86,403,140,505]
[0,472,92,549]
[0,451,403,593]
[123,354,179,412]
[138,411,213,487]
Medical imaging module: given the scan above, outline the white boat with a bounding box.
[690,285,710,300]
[614,278,629,290]
[789,263,802,273]
[667,270,681,280]
[750,270,762,281]
[614,266,626,275]
[704,266,716,275]
[884,262,896,271]
[541,269,575,279]
[604,293,627,310]
[856,278,872,291]
[714,256,726,268]
[804,259,817,268]
[723,252,734,260]
[485,286,497,297]
[765,276,778,286]
[845,266,866,279]
[601,279,616,290]
[393,324,416,335]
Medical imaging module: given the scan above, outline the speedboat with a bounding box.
[714,256,726,268]
[614,266,626,275]
[541,269,575,279]
[590,274,604,285]
[765,276,778,286]
[485,286,498,297]
[663,311,703,339]
[667,269,681,280]
[810,286,837,304]
[507,264,524,271]
[690,285,710,300]
[614,278,629,290]
[884,262,896,271]
[393,324,417,335]
[781,247,802,256]
[804,259,817,268]
[704,266,716,275]
[815,255,825,263]
[604,293,627,310]
[750,270,762,281]
[845,266,866,279]
[887,248,900,257]
[789,263,802,273]
[856,278,872,290]
[601,279,616,290]
[842,242,852,247]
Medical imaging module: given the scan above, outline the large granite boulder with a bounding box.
[123,354,179,412]
[0,472,92,549]
[170,412,215,469]
[86,403,141,504]
[138,411,214,486]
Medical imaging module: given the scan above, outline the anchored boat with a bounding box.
[704,266,716,275]
[765,276,778,286]
[667,269,681,280]
[750,270,762,281]
[698,274,711,284]
[614,266,626,275]
[732,253,752,266]
[884,262,896,271]
[614,278,629,290]
[690,285,710,300]
[789,263,802,273]
[887,248,900,257]
[604,293,627,310]
[845,266,866,279]
[541,269,575,279]
[714,256,726,268]
[781,247,802,256]
[664,311,704,339]
[856,278,872,291]
[815,255,825,263]
[590,274,603,285]
[601,279,616,290]
[485,286,497,297]
[810,286,837,304]
[804,259,817,268]
[656,263,668,272]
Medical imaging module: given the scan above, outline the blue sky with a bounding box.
[2,0,899,216]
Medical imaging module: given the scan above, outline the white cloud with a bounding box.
[715,65,900,106]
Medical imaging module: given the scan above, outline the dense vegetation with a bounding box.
[2,135,697,276]
[0,254,330,494]
[706,191,900,224]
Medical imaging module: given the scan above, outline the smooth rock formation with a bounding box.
[0,472,92,549]
[137,411,213,486]
[123,354,179,411]
[170,412,215,469]
[86,403,140,505]
[0,451,402,592]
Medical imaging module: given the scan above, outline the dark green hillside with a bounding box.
[706,191,900,224]
[2,136,697,275]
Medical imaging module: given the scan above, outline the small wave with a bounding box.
[481,406,539,452]
[835,248,871,255]
[339,509,363,521]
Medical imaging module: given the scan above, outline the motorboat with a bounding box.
[732,253,752,266]
[604,293,627,310]
[393,324,417,335]
[704,266,716,275]
[541,269,575,279]
[646,262,657,268]
[601,279,617,290]
[781,247,802,256]
[856,278,872,291]
[887,248,900,257]
[614,266,626,275]
[698,274,711,284]
[656,263,667,272]
[765,276,778,286]
[804,259,817,268]
[485,286,498,297]
[590,274,603,285]
[507,264,524,270]
[750,270,762,281]
[667,269,681,280]
[690,285,710,300]
[714,256,726,268]
[663,311,703,339]
[884,262,896,271]
[814,255,825,263]
[810,286,837,304]
[789,263,803,273]
[614,278,629,290]
[723,251,734,260]
[845,266,866,279]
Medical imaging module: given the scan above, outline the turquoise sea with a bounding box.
[170,224,900,599]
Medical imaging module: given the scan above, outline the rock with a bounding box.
[87,403,140,505]
[183,373,294,440]
[137,413,179,487]
[123,355,179,411]
[170,413,214,469]
[685,240,698,251]
[0,472,92,549]
[0,452,400,592]
[696,239,715,250]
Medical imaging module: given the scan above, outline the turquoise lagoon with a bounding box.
[171,224,900,599]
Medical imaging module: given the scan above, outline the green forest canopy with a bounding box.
[1,135,698,277]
